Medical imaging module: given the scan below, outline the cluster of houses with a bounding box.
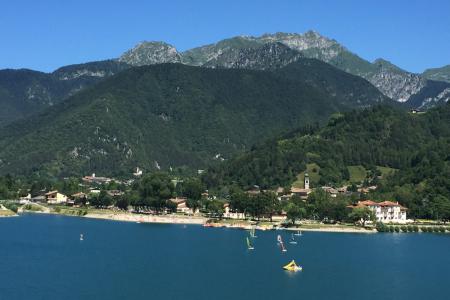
[82,173,113,185]
[231,174,409,223]
[16,170,409,224]
[19,172,134,206]
[20,189,124,206]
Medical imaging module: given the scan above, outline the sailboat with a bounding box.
[283,260,302,272]
[289,234,298,245]
[246,237,254,250]
[294,230,302,236]
[80,234,84,241]
[277,235,287,252]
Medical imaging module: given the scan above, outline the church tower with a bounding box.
[304,173,310,190]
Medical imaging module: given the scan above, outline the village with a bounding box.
[5,168,413,232]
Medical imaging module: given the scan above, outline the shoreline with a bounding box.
[0,214,19,218]
[205,222,376,233]
[84,212,206,225]
[284,226,376,233]
[18,210,448,234]
[18,209,374,233]
[21,208,450,234]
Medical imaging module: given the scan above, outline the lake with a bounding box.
[1,214,449,300]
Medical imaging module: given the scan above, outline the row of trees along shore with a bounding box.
[1,171,449,224]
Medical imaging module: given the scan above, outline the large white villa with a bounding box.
[353,200,408,223]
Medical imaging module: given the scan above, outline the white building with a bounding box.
[223,203,245,219]
[133,167,143,177]
[353,200,408,223]
[169,197,197,214]
[304,173,310,190]
[19,193,31,204]
[45,191,68,204]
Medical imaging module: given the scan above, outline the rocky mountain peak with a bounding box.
[118,41,182,66]
[373,58,406,73]
[258,31,340,53]
[204,42,304,70]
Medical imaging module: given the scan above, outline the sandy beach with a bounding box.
[15,204,376,233]
[84,212,206,225]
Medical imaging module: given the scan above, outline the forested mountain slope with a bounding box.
[0,60,129,126]
[203,104,450,218]
[0,61,390,177]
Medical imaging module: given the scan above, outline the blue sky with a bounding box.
[1,0,449,73]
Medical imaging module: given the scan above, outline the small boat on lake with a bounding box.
[283,260,302,272]
[294,230,302,236]
[80,234,84,241]
[246,237,254,250]
[277,235,287,252]
[289,234,298,245]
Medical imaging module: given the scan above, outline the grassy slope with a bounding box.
[347,165,367,183]
[292,163,321,188]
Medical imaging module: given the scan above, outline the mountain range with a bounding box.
[0,30,449,178]
[0,59,390,177]
[126,31,450,108]
[1,31,449,127]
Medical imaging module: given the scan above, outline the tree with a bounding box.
[165,200,177,213]
[60,177,81,196]
[183,178,204,214]
[247,193,269,220]
[230,190,250,217]
[431,195,450,223]
[139,173,174,213]
[183,178,203,200]
[286,203,306,225]
[260,191,279,222]
[348,206,375,226]
[307,189,333,220]
[115,196,130,210]
[206,200,224,218]
[347,184,358,192]
[90,190,112,208]
[74,196,87,206]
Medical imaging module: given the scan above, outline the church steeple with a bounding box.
[304,173,310,190]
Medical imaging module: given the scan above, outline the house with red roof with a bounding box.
[348,200,408,223]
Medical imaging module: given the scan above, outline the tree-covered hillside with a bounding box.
[203,104,450,218]
[0,61,390,177]
[0,60,129,126]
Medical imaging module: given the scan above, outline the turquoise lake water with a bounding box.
[1,214,449,300]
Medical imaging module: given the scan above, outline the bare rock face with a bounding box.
[419,87,450,109]
[119,41,182,66]
[368,59,426,103]
[182,31,449,108]
[258,31,341,61]
[204,42,304,70]
[423,65,450,83]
